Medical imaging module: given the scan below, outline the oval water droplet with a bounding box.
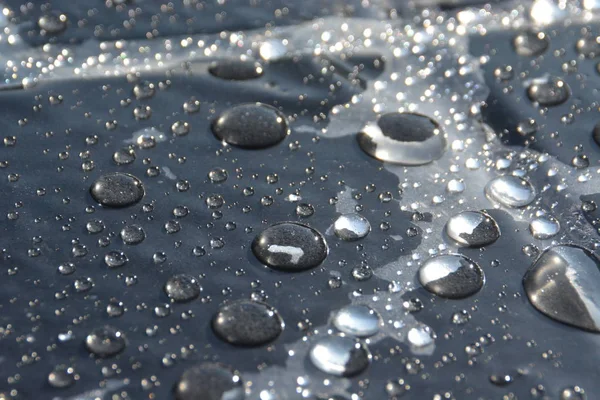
[212,299,284,346]
[309,335,372,377]
[529,216,560,239]
[90,172,144,208]
[485,175,536,208]
[252,222,328,272]
[332,304,380,337]
[333,213,371,241]
[85,326,126,358]
[120,224,146,245]
[212,103,289,149]
[38,13,67,34]
[419,254,485,299]
[47,366,75,388]
[513,31,549,57]
[356,112,446,166]
[174,363,244,400]
[164,274,201,302]
[209,59,264,80]
[445,211,500,247]
[524,245,600,332]
[527,76,570,107]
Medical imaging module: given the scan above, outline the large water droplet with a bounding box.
[333,213,371,241]
[485,176,536,208]
[523,245,600,332]
[47,366,75,388]
[212,103,289,149]
[357,113,446,165]
[212,299,284,346]
[527,76,570,107]
[332,304,381,337]
[513,31,549,57]
[529,216,560,239]
[209,59,264,80]
[419,254,485,299]
[85,326,126,358]
[164,274,201,302]
[120,224,146,245]
[90,173,144,208]
[309,335,372,376]
[38,13,68,34]
[252,222,328,272]
[445,211,500,247]
[174,363,244,400]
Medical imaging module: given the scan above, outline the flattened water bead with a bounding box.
[85,326,126,358]
[333,213,371,241]
[527,76,570,107]
[332,304,380,337]
[357,112,446,165]
[164,274,201,302]
[212,103,289,149]
[445,211,500,247]
[513,31,549,57]
[212,299,284,346]
[90,173,144,208]
[524,245,600,332]
[174,363,244,400]
[485,175,536,208]
[419,254,485,299]
[529,216,560,239]
[309,335,372,376]
[252,222,328,272]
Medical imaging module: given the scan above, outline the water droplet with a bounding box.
[208,167,228,183]
[85,326,126,358]
[133,81,155,99]
[560,386,587,400]
[90,173,144,208]
[296,203,315,218]
[47,366,75,388]
[524,245,600,332]
[309,335,372,377]
[529,216,560,239]
[171,121,190,136]
[445,211,500,247]
[485,175,536,208]
[58,262,76,275]
[183,97,201,113]
[112,148,136,165]
[164,274,201,302]
[419,254,485,299]
[527,76,570,107]
[174,363,244,400]
[333,213,371,241]
[120,224,146,245]
[332,304,380,337]
[212,299,284,346]
[104,251,128,268]
[212,103,289,148]
[576,35,600,58]
[572,154,589,169]
[209,59,264,80]
[38,13,67,34]
[357,112,446,165]
[513,31,549,57]
[252,222,328,272]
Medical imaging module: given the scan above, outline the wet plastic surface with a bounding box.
[1,1,600,399]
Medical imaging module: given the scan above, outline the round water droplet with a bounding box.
[212,299,284,346]
[576,36,600,58]
[252,222,328,272]
[524,245,600,332]
[212,103,289,149]
[296,203,315,217]
[513,31,549,57]
[209,59,264,80]
[112,148,136,165]
[309,335,372,377]
[133,81,155,99]
[38,13,67,34]
[104,251,128,268]
[332,304,380,337]
[174,363,244,400]
[85,326,126,358]
[529,216,560,239]
[485,175,536,208]
[208,167,228,183]
[120,224,145,245]
[171,121,190,136]
[527,76,570,107]
[356,112,446,166]
[90,172,144,208]
[445,211,500,247]
[48,366,75,388]
[419,254,485,299]
[333,213,371,241]
[164,274,201,302]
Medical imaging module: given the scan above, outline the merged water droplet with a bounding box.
[309,335,372,377]
[252,222,328,272]
[523,245,600,332]
[212,299,284,346]
[164,274,201,302]
[212,103,289,149]
[445,211,500,247]
[332,304,381,338]
[419,254,485,299]
[513,31,549,57]
[485,175,536,208]
[90,172,144,208]
[527,76,570,107]
[209,59,264,80]
[84,326,126,358]
[529,216,560,239]
[174,363,244,400]
[356,112,446,166]
[333,213,371,241]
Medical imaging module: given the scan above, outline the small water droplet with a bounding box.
[164,274,201,302]
[309,335,372,377]
[513,31,549,57]
[333,213,371,241]
[85,326,126,358]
